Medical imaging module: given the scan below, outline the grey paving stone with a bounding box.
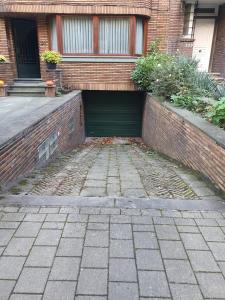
[24,213,46,222]
[180,233,208,250]
[42,221,64,229]
[216,219,225,226]
[121,209,141,216]
[45,213,67,222]
[76,297,106,300]
[174,218,196,226]
[139,271,170,298]
[153,217,175,225]
[4,237,34,256]
[80,187,106,197]
[89,215,109,223]
[199,226,225,242]
[134,232,158,249]
[0,256,25,279]
[141,209,162,217]
[162,210,182,218]
[68,214,88,223]
[109,258,137,282]
[84,180,106,188]
[63,223,86,238]
[59,207,79,214]
[110,215,131,224]
[57,238,83,257]
[0,280,15,300]
[0,247,4,255]
[77,269,107,295]
[111,224,132,239]
[182,212,203,219]
[35,229,61,246]
[155,225,180,240]
[109,282,139,300]
[49,257,80,280]
[100,208,120,215]
[133,224,154,232]
[110,239,134,258]
[88,222,109,231]
[0,229,15,246]
[195,218,218,226]
[208,242,225,260]
[131,216,153,225]
[19,207,39,213]
[39,207,59,214]
[196,273,225,298]
[26,246,56,267]
[10,295,42,300]
[177,225,199,233]
[170,283,203,300]
[218,261,225,277]
[1,207,19,213]
[85,230,109,247]
[136,249,164,270]
[192,186,215,196]
[43,281,76,300]
[159,240,187,259]
[81,247,108,268]
[0,221,20,229]
[2,213,25,222]
[164,260,196,284]
[188,250,220,272]
[14,267,49,293]
[15,222,42,237]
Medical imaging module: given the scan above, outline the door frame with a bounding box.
[11,18,41,78]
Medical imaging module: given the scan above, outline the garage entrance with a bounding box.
[83,91,144,137]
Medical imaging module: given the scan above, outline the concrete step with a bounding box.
[8,87,46,93]
[8,91,45,97]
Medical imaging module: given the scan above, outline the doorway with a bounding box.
[193,18,215,72]
[12,19,41,78]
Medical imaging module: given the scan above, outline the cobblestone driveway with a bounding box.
[8,141,219,200]
[1,205,225,299]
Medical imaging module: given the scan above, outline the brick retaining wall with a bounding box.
[0,92,85,190]
[142,94,225,192]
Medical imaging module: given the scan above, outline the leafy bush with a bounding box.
[131,41,223,100]
[171,94,202,110]
[207,98,225,128]
[40,50,62,64]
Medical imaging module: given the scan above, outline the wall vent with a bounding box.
[38,130,58,163]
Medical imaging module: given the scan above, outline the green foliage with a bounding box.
[171,94,202,111]
[131,40,224,100]
[207,98,225,128]
[0,55,7,63]
[40,50,62,64]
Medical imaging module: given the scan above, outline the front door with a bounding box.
[193,18,215,72]
[12,19,41,78]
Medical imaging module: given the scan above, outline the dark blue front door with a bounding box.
[12,19,41,78]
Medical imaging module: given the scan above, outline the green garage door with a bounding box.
[84,91,144,137]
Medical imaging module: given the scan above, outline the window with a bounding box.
[62,16,93,54]
[183,3,195,38]
[49,15,146,56]
[99,17,129,54]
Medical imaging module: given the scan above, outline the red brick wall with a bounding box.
[0,0,185,90]
[0,92,85,189]
[212,5,225,77]
[142,95,225,192]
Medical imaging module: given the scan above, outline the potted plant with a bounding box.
[40,50,62,70]
[0,55,7,63]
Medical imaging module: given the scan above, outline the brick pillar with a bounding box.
[46,69,63,89]
[0,18,13,84]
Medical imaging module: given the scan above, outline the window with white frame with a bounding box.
[183,3,195,38]
[49,15,145,56]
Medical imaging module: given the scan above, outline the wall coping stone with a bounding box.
[149,95,225,149]
[0,90,81,150]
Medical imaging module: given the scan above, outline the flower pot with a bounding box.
[46,62,57,70]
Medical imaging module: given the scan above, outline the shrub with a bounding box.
[207,98,225,128]
[131,41,223,100]
[171,93,202,111]
[40,50,62,64]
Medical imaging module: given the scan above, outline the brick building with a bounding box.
[0,0,225,136]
